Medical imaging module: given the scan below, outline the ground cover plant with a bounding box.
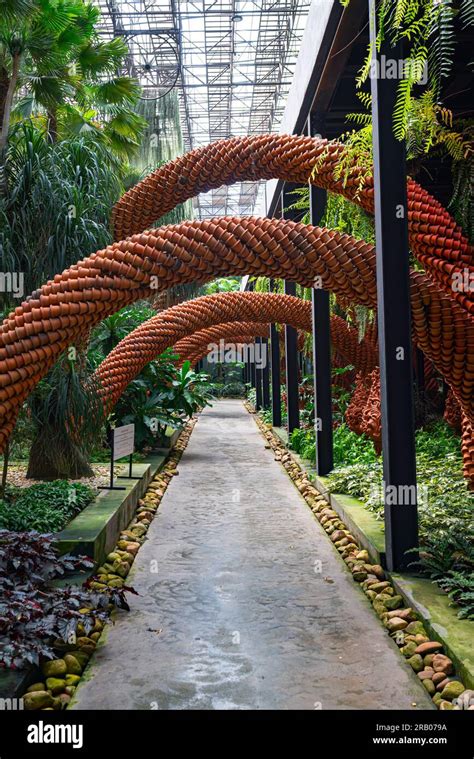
[326,421,473,619]
[0,531,131,669]
[0,481,95,532]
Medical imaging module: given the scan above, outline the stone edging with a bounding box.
[246,404,474,712]
[19,418,197,712]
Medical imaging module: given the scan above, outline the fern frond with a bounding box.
[460,0,474,28]
[393,77,412,140]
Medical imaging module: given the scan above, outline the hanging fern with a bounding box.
[428,0,456,91]
[461,0,474,28]
[449,142,474,240]
[346,0,473,140]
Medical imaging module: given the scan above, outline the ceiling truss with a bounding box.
[95,0,311,218]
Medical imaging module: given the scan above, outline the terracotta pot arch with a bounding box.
[169,313,378,379]
[174,322,271,367]
[111,134,474,314]
[92,290,474,484]
[0,217,472,467]
[94,293,312,410]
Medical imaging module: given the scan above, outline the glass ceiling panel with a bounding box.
[95,0,311,219]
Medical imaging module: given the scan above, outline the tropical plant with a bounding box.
[113,352,212,450]
[0,122,122,306]
[207,381,246,398]
[343,0,474,139]
[289,427,316,463]
[409,533,474,620]
[0,530,131,668]
[26,351,105,479]
[326,445,473,617]
[203,277,241,294]
[437,572,474,620]
[112,349,181,449]
[89,302,157,360]
[0,0,81,154]
[158,361,213,418]
[0,480,95,531]
[332,423,378,467]
[0,0,145,162]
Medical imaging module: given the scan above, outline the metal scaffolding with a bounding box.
[95,0,310,218]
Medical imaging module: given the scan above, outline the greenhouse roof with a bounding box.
[95,0,311,219]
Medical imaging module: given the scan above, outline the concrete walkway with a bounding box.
[73,400,430,710]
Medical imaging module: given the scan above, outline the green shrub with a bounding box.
[333,424,378,466]
[208,381,246,398]
[415,419,462,459]
[327,453,473,619]
[0,481,95,533]
[289,428,316,463]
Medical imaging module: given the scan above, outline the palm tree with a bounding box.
[1,0,84,153]
[1,0,145,166]
[17,34,146,161]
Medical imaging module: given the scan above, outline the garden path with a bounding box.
[72,400,431,710]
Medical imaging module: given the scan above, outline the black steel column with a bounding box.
[309,114,333,475]
[269,278,282,426]
[415,348,426,425]
[282,185,300,434]
[262,337,270,409]
[250,353,256,389]
[284,280,300,434]
[255,339,263,411]
[369,0,418,571]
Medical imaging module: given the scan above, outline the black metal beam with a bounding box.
[261,337,271,410]
[250,353,256,390]
[281,186,300,435]
[269,278,282,427]
[255,338,263,411]
[270,324,282,426]
[283,280,300,434]
[308,114,334,475]
[369,0,418,571]
[415,348,426,426]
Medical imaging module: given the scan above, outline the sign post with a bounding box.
[99,424,138,491]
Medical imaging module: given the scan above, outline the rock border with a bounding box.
[247,404,474,712]
[20,418,197,712]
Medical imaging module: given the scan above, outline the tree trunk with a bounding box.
[0,440,9,497]
[47,108,58,143]
[26,431,94,480]
[0,53,21,154]
[0,67,10,126]
[0,53,21,198]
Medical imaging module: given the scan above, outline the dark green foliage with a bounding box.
[89,302,157,362]
[409,533,474,620]
[0,480,95,532]
[113,352,213,450]
[289,428,316,463]
[438,572,474,621]
[26,352,106,479]
[0,530,132,669]
[208,381,246,398]
[332,424,378,466]
[415,419,463,459]
[0,122,122,308]
[327,429,473,618]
